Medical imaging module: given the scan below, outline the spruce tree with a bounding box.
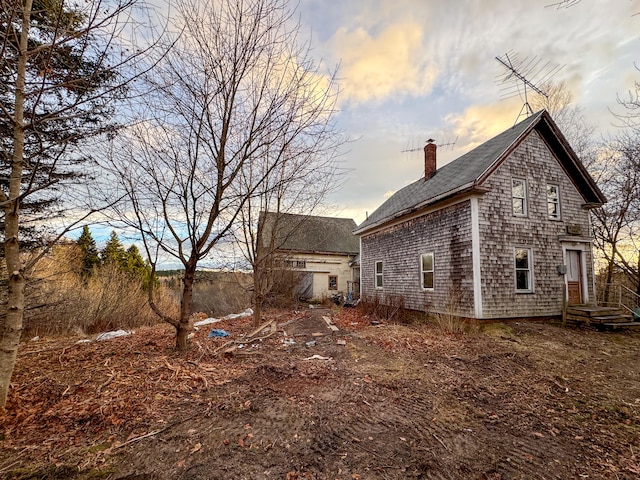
[101,231,126,267]
[124,244,148,277]
[77,226,100,275]
[0,0,160,407]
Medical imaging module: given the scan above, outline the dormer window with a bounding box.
[512,178,528,216]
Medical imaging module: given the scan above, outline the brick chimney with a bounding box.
[424,140,437,179]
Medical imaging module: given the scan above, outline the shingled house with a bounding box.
[354,110,606,319]
[259,212,360,301]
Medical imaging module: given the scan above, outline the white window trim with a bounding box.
[420,252,434,290]
[512,177,528,217]
[514,247,534,293]
[547,183,561,220]
[375,261,383,289]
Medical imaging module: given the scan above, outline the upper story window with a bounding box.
[512,178,528,216]
[375,261,383,288]
[547,184,560,220]
[284,259,306,269]
[420,253,434,290]
[514,247,533,292]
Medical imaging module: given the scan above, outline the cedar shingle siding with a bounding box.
[361,202,474,315]
[477,131,594,318]
[356,110,605,320]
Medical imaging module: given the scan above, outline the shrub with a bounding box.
[17,244,177,337]
[358,293,408,322]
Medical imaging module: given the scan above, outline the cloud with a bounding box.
[329,22,439,104]
[444,99,523,152]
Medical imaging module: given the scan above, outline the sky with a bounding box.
[293,0,640,225]
[64,0,639,268]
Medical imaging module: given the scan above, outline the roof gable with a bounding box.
[355,110,605,234]
[260,212,359,255]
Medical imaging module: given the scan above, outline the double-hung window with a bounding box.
[512,178,528,216]
[547,184,560,219]
[514,248,533,292]
[420,253,434,290]
[375,261,383,288]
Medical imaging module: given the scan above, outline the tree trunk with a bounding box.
[0,0,32,408]
[603,255,615,304]
[177,264,196,351]
[252,295,263,329]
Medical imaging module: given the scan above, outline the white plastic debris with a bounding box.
[193,308,254,327]
[96,329,133,341]
[75,339,92,344]
[304,354,332,361]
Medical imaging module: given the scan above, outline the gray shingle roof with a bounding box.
[355,110,605,234]
[260,212,359,255]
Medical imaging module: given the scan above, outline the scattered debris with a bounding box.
[96,330,133,341]
[194,308,254,327]
[304,354,332,361]
[305,340,316,348]
[208,329,230,338]
[336,339,347,346]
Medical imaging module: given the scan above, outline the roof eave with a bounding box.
[354,183,489,236]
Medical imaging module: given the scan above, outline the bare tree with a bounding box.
[0,0,162,407]
[235,143,340,327]
[106,0,342,349]
[591,130,640,300]
[530,80,596,160]
[613,67,640,133]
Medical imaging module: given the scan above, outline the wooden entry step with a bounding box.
[601,322,640,330]
[566,305,634,328]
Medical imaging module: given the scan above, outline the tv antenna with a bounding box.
[495,52,564,124]
[401,136,458,154]
[545,0,581,9]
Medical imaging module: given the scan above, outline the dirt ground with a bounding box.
[1,307,639,479]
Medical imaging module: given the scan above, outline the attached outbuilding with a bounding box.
[259,212,360,301]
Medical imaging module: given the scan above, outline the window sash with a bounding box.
[514,248,532,291]
[547,184,560,219]
[375,261,383,288]
[420,253,434,289]
[512,178,527,216]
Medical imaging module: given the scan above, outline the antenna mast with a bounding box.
[401,136,458,154]
[495,52,564,124]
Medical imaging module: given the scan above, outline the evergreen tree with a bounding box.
[101,231,126,267]
[0,0,160,408]
[77,226,100,275]
[125,244,146,276]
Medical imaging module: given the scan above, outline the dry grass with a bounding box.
[162,271,252,317]
[427,287,479,334]
[17,245,177,337]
